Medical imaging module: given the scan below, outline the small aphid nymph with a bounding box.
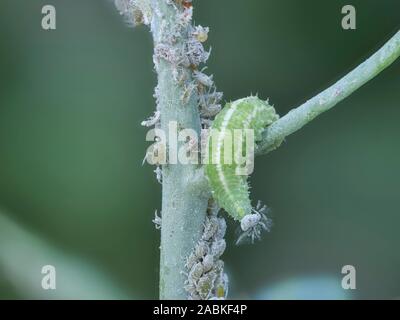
[152,210,162,230]
[192,25,209,43]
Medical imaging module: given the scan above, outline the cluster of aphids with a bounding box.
[184,202,228,300]
[114,0,153,26]
[155,0,223,130]
[114,0,222,135]
[189,26,223,129]
[115,1,228,298]
[125,0,223,179]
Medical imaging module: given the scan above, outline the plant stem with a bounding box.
[151,0,209,299]
[257,30,400,155]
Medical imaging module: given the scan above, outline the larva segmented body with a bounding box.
[205,96,279,228]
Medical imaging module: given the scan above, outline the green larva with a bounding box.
[205,96,280,243]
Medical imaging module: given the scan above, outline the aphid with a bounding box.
[189,262,204,282]
[214,273,229,299]
[184,281,196,294]
[114,0,152,26]
[154,166,162,184]
[184,276,202,300]
[210,239,226,258]
[186,39,210,67]
[202,90,223,105]
[235,201,272,245]
[201,254,214,273]
[199,89,222,115]
[185,252,197,270]
[204,96,280,242]
[193,70,214,88]
[114,0,141,26]
[200,104,221,118]
[215,217,227,240]
[194,240,209,258]
[141,110,161,127]
[192,25,209,43]
[201,216,219,241]
[196,272,217,300]
[213,259,224,272]
[152,210,162,230]
[155,44,181,65]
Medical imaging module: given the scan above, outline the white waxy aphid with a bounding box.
[201,216,219,241]
[193,70,214,87]
[152,210,162,230]
[213,272,229,299]
[199,89,222,117]
[202,254,214,273]
[240,213,261,232]
[196,271,217,300]
[194,241,209,258]
[236,203,272,245]
[200,104,221,118]
[215,217,227,240]
[141,110,161,127]
[184,276,202,300]
[184,281,196,294]
[114,0,129,14]
[186,39,210,67]
[189,262,204,282]
[114,0,153,26]
[201,90,223,106]
[211,239,226,258]
[185,252,197,270]
[154,166,162,184]
[213,259,224,272]
[192,25,209,43]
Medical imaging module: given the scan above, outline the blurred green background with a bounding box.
[0,0,399,299]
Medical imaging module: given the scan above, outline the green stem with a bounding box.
[257,30,400,155]
[151,0,209,299]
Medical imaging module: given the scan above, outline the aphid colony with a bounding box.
[184,201,229,300]
[114,0,153,26]
[151,0,222,130]
[122,0,228,299]
[116,0,280,299]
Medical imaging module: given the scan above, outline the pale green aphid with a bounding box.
[205,96,280,243]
